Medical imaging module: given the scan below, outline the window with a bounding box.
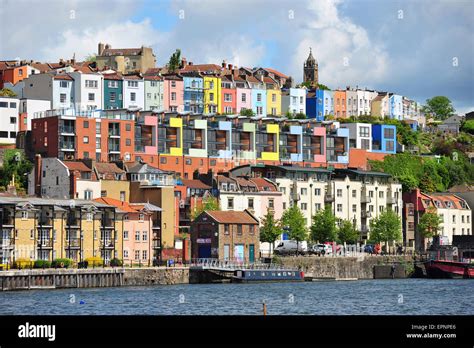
[126,138,131,146]
[379,191,384,198]
[142,231,147,241]
[227,198,234,209]
[249,225,255,235]
[128,81,138,88]
[369,190,374,198]
[101,190,107,197]
[139,213,144,222]
[142,250,147,260]
[452,215,456,223]
[125,123,131,131]
[241,94,246,102]
[123,250,129,258]
[301,188,307,195]
[361,139,370,149]
[130,92,136,102]
[337,204,343,212]
[269,199,274,209]
[0,102,8,108]
[171,81,176,88]
[337,189,343,197]
[108,81,118,88]
[386,140,394,152]
[315,188,321,196]
[237,225,242,236]
[257,93,262,102]
[135,250,140,260]
[379,206,384,212]
[10,117,16,124]
[301,203,307,210]
[224,224,230,235]
[272,93,276,102]
[83,136,89,144]
[210,93,214,102]
[60,93,66,103]
[280,187,286,194]
[359,127,370,137]
[85,80,98,88]
[248,198,254,209]
[83,121,89,129]
[224,94,232,102]
[384,128,395,138]
[209,81,214,89]
[135,231,140,241]
[352,190,357,198]
[60,81,68,88]
[171,92,176,101]
[88,93,95,101]
[352,204,357,213]
[21,211,28,220]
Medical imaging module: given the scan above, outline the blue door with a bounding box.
[198,244,211,258]
[249,244,255,263]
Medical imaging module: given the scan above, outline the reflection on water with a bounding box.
[1,279,472,315]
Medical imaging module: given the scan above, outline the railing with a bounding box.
[37,240,52,248]
[190,258,298,271]
[59,142,75,150]
[361,211,371,218]
[60,126,75,133]
[0,238,13,247]
[100,240,114,248]
[66,238,80,247]
[109,129,120,136]
[386,196,396,204]
[1,218,14,226]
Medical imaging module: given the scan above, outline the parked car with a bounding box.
[309,244,332,256]
[274,240,308,255]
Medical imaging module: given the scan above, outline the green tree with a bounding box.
[417,208,442,239]
[168,49,181,72]
[0,88,16,97]
[0,150,32,193]
[369,210,402,244]
[240,108,255,117]
[310,208,337,242]
[337,219,359,244]
[461,119,474,135]
[423,96,455,120]
[281,204,308,251]
[191,196,220,220]
[260,211,283,255]
[294,113,306,119]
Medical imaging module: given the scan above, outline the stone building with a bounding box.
[96,42,157,74]
[303,48,318,88]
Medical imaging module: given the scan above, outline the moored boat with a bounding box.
[424,260,474,279]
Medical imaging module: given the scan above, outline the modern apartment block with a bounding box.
[0,96,19,144]
[371,124,397,154]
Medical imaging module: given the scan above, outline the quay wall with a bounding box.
[123,267,189,286]
[277,255,414,279]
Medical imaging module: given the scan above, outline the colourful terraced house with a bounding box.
[203,74,221,114]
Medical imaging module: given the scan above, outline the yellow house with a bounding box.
[258,123,280,161]
[203,75,222,114]
[264,77,281,116]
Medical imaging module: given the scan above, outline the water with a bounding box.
[0,279,472,315]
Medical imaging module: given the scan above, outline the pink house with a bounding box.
[94,198,162,266]
[163,75,184,112]
[235,75,252,114]
[313,127,326,164]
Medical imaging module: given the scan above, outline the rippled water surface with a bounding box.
[1,279,473,315]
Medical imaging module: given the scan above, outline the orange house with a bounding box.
[334,90,347,119]
[0,65,29,88]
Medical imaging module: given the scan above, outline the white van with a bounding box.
[274,240,308,255]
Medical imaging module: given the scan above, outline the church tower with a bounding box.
[303,48,318,88]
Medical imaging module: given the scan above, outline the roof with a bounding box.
[235,177,257,188]
[180,64,222,73]
[144,75,163,81]
[102,73,123,80]
[63,161,91,172]
[246,76,261,84]
[217,175,235,183]
[145,68,162,75]
[101,48,143,56]
[249,178,277,191]
[127,161,170,174]
[93,197,137,212]
[95,162,124,174]
[123,74,142,80]
[53,74,73,81]
[31,62,52,73]
[204,210,258,224]
[180,179,211,189]
[264,68,288,79]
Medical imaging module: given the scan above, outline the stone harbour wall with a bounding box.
[278,255,414,279]
[123,267,189,286]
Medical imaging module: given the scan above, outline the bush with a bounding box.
[51,258,73,268]
[12,258,34,269]
[33,260,51,268]
[110,258,123,267]
[85,257,103,267]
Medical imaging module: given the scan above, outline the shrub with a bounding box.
[110,258,123,267]
[51,258,73,268]
[33,260,51,268]
[85,257,103,267]
[12,258,34,269]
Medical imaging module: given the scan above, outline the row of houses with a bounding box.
[7,109,397,176]
[1,160,470,264]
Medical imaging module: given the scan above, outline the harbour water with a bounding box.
[1,279,472,315]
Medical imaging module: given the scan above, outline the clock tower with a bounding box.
[303,48,318,88]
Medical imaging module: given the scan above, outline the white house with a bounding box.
[341,123,372,151]
[69,70,103,111]
[22,73,75,110]
[281,88,306,115]
[123,75,145,110]
[0,96,19,144]
[356,89,378,116]
[19,98,52,130]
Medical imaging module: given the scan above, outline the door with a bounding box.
[249,244,255,263]
[223,244,230,260]
[198,244,212,259]
[234,244,244,263]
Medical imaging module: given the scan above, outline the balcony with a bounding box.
[361,189,371,204]
[109,129,120,137]
[361,211,371,219]
[108,145,120,153]
[1,217,14,226]
[101,218,114,229]
[66,238,80,248]
[37,240,52,248]
[66,218,80,227]
[0,238,14,248]
[100,240,114,249]
[152,240,161,249]
[60,126,75,134]
[387,196,396,205]
[59,142,75,150]
[38,218,53,227]
[324,193,335,203]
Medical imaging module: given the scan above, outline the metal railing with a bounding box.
[190,258,297,271]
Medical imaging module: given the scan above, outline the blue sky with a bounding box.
[0,0,473,113]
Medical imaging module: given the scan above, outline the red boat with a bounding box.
[424,260,474,279]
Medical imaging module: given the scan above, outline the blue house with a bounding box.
[183,74,204,113]
[371,124,397,154]
[389,94,403,120]
[306,89,324,121]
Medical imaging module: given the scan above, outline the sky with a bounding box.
[0,0,473,114]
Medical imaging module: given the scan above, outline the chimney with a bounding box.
[98,42,105,55]
[228,64,233,70]
[59,58,64,66]
[232,68,238,78]
[34,154,42,197]
[181,57,187,68]
[188,62,193,66]
[222,60,227,69]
